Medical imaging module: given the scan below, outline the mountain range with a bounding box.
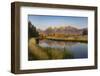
[37,26,87,35]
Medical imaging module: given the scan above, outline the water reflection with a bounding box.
[39,40,88,59]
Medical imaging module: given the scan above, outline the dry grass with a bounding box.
[45,35,88,42]
[28,38,73,60]
[28,38,49,60]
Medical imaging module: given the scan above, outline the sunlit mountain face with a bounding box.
[37,25,88,35]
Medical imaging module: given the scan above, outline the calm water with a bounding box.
[39,40,88,59]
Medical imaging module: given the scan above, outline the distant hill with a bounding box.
[37,26,88,35]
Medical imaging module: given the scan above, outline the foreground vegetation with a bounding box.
[28,38,73,60]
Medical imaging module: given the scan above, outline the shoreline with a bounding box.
[39,37,88,43]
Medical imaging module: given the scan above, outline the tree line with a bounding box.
[28,21,39,39]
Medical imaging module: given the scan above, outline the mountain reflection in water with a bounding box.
[39,40,88,59]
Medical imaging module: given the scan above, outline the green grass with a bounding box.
[44,47,73,59]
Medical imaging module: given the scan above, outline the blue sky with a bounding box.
[28,15,88,30]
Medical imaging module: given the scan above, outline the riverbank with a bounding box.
[28,38,73,60]
[41,36,88,43]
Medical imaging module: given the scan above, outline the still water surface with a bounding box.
[39,40,88,59]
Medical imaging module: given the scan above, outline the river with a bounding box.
[39,39,88,59]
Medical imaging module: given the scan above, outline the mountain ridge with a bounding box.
[37,25,87,35]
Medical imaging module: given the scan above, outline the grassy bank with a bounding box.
[28,38,73,60]
[44,35,87,43]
